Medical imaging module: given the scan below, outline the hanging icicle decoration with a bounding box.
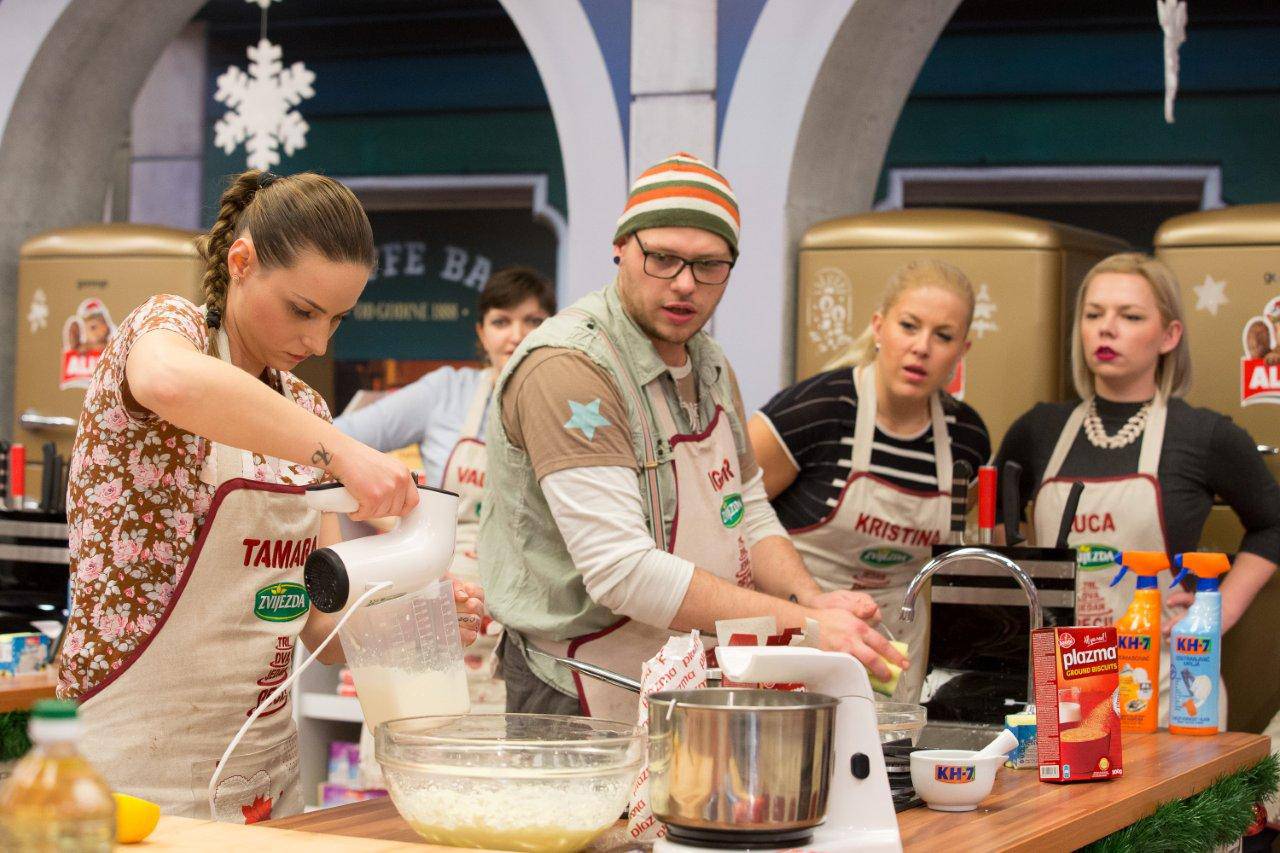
[1156,0,1187,124]
[213,0,315,171]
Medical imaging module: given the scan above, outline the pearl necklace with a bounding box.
[1083,398,1151,450]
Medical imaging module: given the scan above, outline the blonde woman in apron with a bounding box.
[61,170,480,819]
[996,253,1280,728]
[750,259,992,703]
[335,268,554,711]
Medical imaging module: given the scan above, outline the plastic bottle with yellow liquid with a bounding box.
[1169,552,1230,736]
[1111,551,1169,733]
[0,699,115,851]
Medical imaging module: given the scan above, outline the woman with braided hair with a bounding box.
[60,169,483,820]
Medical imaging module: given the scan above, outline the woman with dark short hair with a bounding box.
[335,267,555,572]
[335,267,555,708]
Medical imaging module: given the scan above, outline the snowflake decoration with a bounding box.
[971,283,999,339]
[1194,274,1228,316]
[213,38,315,171]
[27,288,48,333]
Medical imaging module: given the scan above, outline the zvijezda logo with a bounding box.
[254,582,309,622]
[720,493,744,528]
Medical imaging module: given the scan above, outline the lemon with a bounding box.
[113,792,161,844]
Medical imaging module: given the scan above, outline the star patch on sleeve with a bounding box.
[564,398,612,441]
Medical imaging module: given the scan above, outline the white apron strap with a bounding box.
[852,365,952,491]
[206,326,298,486]
[461,370,495,439]
[1043,401,1090,481]
[851,367,878,473]
[929,392,953,494]
[1138,396,1168,476]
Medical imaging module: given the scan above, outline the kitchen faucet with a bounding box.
[900,546,1043,706]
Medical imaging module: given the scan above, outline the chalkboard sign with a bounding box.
[334,208,557,361]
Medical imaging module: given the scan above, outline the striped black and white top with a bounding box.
[757,368,991,530]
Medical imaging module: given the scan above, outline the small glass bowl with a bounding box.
[876,701,927,746]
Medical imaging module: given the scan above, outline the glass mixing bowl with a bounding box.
[376,714,645,852]
[875,701,927,746]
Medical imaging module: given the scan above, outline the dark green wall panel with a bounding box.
[881,93,1280,204]
[203,111,565,224]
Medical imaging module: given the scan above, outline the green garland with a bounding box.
[0,710,32,762]
[1084,752,1278,853]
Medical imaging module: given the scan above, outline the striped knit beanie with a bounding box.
[614,152,740,256]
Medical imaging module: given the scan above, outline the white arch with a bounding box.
[499,0,628,305]
[717,0,958,410]
[0,1,71,145]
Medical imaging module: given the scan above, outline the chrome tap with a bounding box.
[900,546,1042,705]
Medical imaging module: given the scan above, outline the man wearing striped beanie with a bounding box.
[479,152,902,718]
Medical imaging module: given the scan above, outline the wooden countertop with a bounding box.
[0,670,57,712]
[153,731,1268,852]
[897,731,1270,852]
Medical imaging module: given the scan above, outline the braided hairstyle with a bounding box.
[195,169,376,329]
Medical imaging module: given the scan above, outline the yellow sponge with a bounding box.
[869,641,909,697]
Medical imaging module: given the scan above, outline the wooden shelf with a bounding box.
[300,692,364,724]
[0,671,57,713]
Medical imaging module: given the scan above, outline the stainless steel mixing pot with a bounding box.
[646,688,838,834]
[533,650,841,836]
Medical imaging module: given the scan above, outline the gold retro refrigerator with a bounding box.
[1156,203,1280,734]
[795,208,1129,445]
[14,224,202,455]
[1155,204,1280,479]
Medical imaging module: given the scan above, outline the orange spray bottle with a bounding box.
[1112,551,1169,733]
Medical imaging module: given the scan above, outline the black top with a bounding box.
[994,396,1280,561]
[758,368,991,530]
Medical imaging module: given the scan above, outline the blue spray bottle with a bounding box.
[1168,552,1229,735]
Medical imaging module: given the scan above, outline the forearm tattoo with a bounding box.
[311,443,333,467]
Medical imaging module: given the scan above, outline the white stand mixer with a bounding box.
[654,646,902,853]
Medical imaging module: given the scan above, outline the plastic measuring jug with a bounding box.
[341,578,471,731]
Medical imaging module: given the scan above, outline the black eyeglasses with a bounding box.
[634,234,735,285]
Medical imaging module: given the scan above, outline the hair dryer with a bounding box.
[303,483,460,613]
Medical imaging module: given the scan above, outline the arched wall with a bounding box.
[717,0,960,410]
[0,0,627,436]
[0,0,206,434]
[497,0,628,304]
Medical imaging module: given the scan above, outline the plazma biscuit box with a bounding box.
[1032,626,1123,783]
